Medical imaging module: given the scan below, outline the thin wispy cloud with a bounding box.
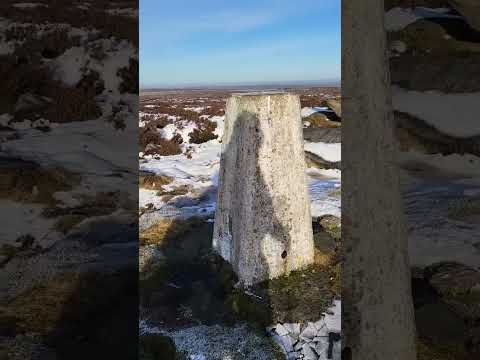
[140,0,340,86]
[165,11,278,33]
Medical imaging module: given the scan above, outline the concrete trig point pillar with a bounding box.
[213,92,314,285]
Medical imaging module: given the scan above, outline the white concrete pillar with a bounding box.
[213,92,314,285]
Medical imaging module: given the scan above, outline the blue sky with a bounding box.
[140,0,340,87]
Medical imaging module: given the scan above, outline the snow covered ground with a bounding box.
[139,114,342,226]
[140,300,342,360]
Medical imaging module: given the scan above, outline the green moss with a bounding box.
[227,264,334,326]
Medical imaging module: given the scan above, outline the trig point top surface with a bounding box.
[230,90,290,97]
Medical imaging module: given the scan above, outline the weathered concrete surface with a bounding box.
[213,92,314,285]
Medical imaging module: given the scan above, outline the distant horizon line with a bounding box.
[140,79,341,91]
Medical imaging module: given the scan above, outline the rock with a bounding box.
[275,323,290,337]
[390,39,407,53]
[325,99,341,118]
[305,151,341,171]
[284,323,301,337]
[448,0,480,31]
[14,93,48,112]
[425,262,480,297]
[394,111,480,156]
[303,128,341,143]
[294,340,304,352]
[303,113,340,129]
[390,53,480,92]
[330,340,342,360]
[32,118,50,129]
[276,334,295,353]
[314,339,329,359]
[287,352,300,360]
[300,323,317,341]
[302,343,318,360]
[424,262,480,323]
[394,20,480,55]
[0,113,13,127]
[317,215,341,239]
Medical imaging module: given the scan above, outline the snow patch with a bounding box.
[304,142,341,162]
[392,86,480,138]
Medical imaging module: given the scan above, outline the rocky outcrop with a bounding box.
[388,12,480,92]
[324,99,341,118]
[390,53,480,92]
[303,128,341,143]
[394,111,480,156]
[425,262,480,322]
[305,151,341,170]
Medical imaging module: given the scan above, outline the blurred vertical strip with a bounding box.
[385,0,480,358]
[342,0,417,359]
[0,1,139,359]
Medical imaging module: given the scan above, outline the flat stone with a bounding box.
[313,336,328,343]
[284,323,302,336]
[313,320,328,335]
[314,340,329,358]
[275,323,290,337]
[287,352,301,360]
[331,341,342,360]
[294,340,304,352]
[280,335,296,353]
[300,322,317,340]
[302,343,318,360]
